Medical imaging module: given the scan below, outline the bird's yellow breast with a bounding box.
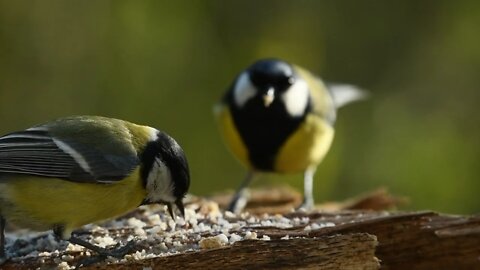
[215,104,251,169]
[274,115,334,173]
[0,169,146,237]
[215,103,334,173]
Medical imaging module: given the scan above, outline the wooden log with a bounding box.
[83,233,379,270]
[253,211,480,270]
[2,189,479,269]
[4,211,479,269]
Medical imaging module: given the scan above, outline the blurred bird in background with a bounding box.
[215,58,367,213]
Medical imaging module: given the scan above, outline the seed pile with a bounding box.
[5,199,337,269]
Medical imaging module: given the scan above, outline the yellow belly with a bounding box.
[0,169,146,237]
[215,105,252,169]
[216,104,334,173]
[275,114,334,173]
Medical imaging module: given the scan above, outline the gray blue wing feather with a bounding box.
[0,128,139,183]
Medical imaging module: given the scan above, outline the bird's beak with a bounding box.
[167,203,175,220]
[176,200,185,218]
[166,200,185,220]
[263,88,275,107]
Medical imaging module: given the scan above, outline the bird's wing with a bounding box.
[0,126,139,183]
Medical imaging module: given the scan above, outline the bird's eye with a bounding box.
[287,76,295,85]
[278,75,295,89]
[248,59,295,92]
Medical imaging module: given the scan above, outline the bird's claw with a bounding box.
[296,197,314,212]
[75,240,136,268]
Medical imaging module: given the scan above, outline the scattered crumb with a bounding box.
[199,201,221,217]
[199,234,228,249]
[244,231,258,240]
[127,217,147,228]
[61,254,74,262]
[5,199,335,266]
[224,211,236,219]
[56,261,71,270]
[229,233,242,244]
[304,222,336,231]
[93,235,117,248]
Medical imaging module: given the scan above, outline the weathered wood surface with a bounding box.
[4,211,479,270]
[84,233,379,270]
[3,189,480,269]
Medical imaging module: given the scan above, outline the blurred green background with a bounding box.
[0,1,479,214]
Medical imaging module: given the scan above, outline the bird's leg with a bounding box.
[53,226,136,267]
[0,216,7,265]
[298,168,316,211]
[69,236,135,258]
[69,235,136,267]
[227,171,255,214]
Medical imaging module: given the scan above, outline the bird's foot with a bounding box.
[100,240,136,258]
[75,240,136,268]
[227,189,250,214]
[296,197,315,212]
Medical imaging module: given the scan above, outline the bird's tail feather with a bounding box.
[327,83,369,109]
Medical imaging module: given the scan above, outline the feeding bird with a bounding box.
[0,115,190,264]
[215,58,367,213]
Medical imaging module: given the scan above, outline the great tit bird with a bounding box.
[0,115,190,263]
[215,58,366,213]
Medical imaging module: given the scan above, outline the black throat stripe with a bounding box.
[139,139,158,188]
[229,92,310,171]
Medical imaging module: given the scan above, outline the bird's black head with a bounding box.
[248,58,295,93]
[227,59,312,170]
[140,131,190,218]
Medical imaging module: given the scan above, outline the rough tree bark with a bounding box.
[3,189,479,270]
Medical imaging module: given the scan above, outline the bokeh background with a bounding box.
[0,1,479,214]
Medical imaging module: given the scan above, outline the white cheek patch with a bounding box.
[145,126,159,141]
[126,126,157,150]
[233,72,257,108]
[281,79,310,117]
[147,158,175,202]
